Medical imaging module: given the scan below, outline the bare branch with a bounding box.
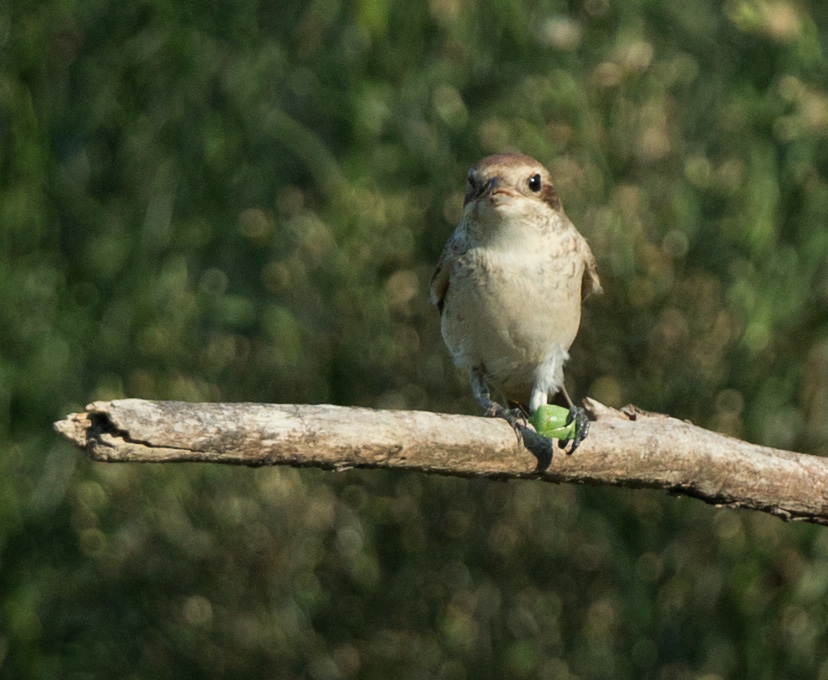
[53,398,828,526]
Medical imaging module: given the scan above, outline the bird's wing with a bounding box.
[579,236,602,300]
[429,230,464,314]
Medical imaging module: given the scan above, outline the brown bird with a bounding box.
[430,153,600,468]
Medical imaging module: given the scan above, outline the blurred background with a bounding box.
[3,0,828,677]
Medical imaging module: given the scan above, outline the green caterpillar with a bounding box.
[529,404,577,440]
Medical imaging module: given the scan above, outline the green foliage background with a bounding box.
[3,0,828,677]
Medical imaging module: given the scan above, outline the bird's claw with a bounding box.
[486,405,527,435]
[485,405,552,471]
[524,430,554,473]
[557,405,590,454]
[505,406,528,428]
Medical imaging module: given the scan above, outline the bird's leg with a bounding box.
[471,368,554,472]
[470,367,525,429]
[559,384,590,455]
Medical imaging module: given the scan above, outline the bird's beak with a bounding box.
[464,174,519,207]
[482,176,518,199]
[483,176,499,196]
[488,176,520,200]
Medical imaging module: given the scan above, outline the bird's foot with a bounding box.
[485,405,553,472]
[558,405,590,455]
[504,406,528,429]
[485,404,526,430]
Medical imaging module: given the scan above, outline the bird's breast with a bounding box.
[440,242,584,386]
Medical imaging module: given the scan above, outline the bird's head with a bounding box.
[456,153,567,245]
[463,153,561,214]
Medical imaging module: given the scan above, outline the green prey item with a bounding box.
[529,404,576,440]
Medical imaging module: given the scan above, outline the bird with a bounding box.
[430,152,600,469]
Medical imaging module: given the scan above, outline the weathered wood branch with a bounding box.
[54,398,828,526]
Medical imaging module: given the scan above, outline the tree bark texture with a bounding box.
[54,398,828,526]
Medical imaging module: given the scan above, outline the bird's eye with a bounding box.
[528,174,542,192]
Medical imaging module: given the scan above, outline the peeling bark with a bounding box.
[53,398,828,526]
